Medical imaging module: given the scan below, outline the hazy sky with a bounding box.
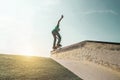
[0,0,120,57]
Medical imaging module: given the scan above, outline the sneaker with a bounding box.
[57,44,62,48]
[53,46,57,49]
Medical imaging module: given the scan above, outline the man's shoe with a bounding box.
[53,46,57,49]
[57,44,62,48]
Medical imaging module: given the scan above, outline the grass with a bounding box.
[0,54,82,80]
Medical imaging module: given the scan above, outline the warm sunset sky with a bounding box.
[0,0,120,57]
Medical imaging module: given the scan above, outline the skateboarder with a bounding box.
[52,15,64,50]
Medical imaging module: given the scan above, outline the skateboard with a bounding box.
[52,45,62,51]
[56,45,62,50]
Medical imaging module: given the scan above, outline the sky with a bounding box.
[0,0,120,57]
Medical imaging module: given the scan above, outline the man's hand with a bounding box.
[61,15,64,18]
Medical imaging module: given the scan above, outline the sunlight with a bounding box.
[23,52,34,56]
[19,50,35,57]
[17,49,50,57]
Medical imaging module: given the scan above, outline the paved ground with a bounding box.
[52,58,120,80]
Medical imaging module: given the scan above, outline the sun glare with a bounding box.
[24,53,34,56]
[14,50,50,57]
[19,51,35,57]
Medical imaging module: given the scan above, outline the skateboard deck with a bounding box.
[52,45,62,51]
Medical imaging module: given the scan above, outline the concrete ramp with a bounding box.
[51,40,120,80]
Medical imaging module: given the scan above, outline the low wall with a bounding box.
[51,40,120,72]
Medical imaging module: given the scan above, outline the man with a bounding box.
[52,15,64,50]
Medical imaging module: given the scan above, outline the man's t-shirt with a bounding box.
[52,25,60,32]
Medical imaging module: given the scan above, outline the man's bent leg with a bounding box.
[57,32,61,46]
[52,32,57,49]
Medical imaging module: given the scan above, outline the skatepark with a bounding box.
[51,40,120,80]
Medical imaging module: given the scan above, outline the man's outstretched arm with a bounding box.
[57,15,64,26]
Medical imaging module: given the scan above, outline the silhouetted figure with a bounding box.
[52,15,64,50]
